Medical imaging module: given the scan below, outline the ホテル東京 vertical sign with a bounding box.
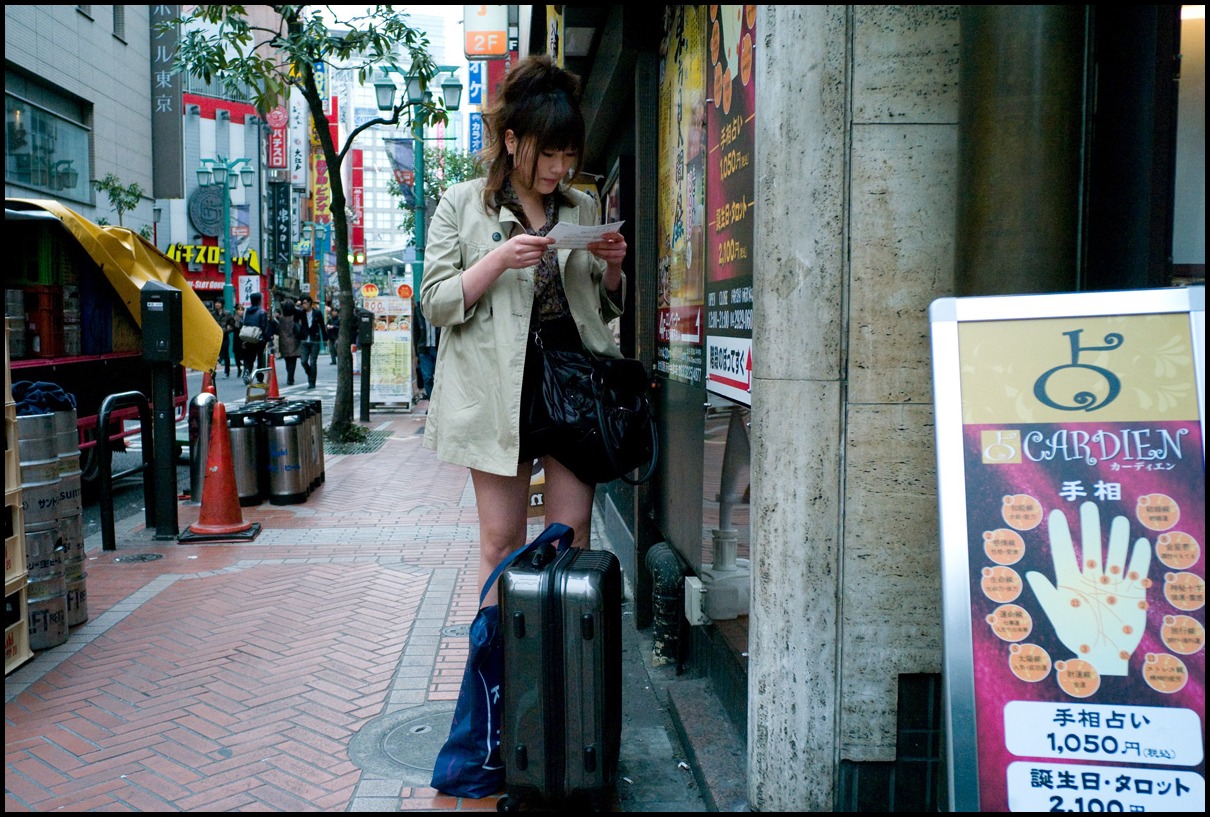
[930,286,1205,812]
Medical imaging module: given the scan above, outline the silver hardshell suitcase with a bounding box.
[497,535,622,811]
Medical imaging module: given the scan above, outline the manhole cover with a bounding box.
[113,553,164,563]
[349,703,455,781]
[441,623,470,638]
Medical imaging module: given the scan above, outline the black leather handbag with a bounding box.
[535,349,659,485]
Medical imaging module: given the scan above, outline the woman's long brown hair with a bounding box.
[479,54,586,212]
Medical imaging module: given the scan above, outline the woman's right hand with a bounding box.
[461,234,555,308]
[493,234,555,270]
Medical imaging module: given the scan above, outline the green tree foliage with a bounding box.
[387,146,483,240]
[169,4,451,441]
[92,173,144,227]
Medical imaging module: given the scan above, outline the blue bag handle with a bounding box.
[478,522,574,607]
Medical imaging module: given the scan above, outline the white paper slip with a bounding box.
[545,220,625,249]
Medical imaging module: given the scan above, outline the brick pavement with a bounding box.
[5,405,708,812]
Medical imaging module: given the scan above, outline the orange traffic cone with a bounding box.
[178,401,261,542]
[266,353,281,399]
[202,370,217,396]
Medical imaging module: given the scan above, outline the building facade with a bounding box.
[530,4,1205,811]
[5,6,156,234]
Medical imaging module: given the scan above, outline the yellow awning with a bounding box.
[7,198,221,373]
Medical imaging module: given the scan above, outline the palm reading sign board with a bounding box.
[930,286,1205,812]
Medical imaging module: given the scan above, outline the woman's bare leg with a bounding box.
[540,455,595,550]
[471,463,534,606]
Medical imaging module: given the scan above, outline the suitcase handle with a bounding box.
[479,522,575,606]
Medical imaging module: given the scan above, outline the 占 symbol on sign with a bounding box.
[1033,329,1123,412]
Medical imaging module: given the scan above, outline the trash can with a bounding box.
[264,403,308,505]
[226,403,265,506]
[307,398,326,489]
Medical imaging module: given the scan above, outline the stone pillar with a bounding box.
[749,5,849,811]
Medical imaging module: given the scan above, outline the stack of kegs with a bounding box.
[55,407,86,626]
[229,399,326,507]
[18,412,67,650]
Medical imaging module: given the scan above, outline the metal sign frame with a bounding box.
[930,285,1205,812]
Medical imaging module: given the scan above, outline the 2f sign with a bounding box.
[464,5,508,59]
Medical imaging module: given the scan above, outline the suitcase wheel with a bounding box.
[496,794,518,812]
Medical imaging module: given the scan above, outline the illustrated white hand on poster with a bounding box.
[1026,502,1153,680]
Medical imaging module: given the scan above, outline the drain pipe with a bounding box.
[717,407,750,536]
[646,541,687,667]
[701,407,751,620]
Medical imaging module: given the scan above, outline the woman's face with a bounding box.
[507,131,576,196]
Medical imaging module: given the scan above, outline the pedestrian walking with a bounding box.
[297,295,326,389]
[230,304,246,378]
[275,299,302,386]
[419,54,627,600]
[325,304,341,364]
[238,292,271,384]
[213,301,234,377]
[412,300,439,400]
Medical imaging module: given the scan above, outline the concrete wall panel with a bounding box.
[852,5,961,125]
[749,376,843,811]
[848,123,957,404]
[754,5,849,384]
[839,403,942,760]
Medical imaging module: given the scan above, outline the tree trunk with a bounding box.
[301,64,357,439]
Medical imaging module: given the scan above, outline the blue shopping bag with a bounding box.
[430,523,573,798]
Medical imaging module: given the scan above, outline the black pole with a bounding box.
[359,344,372,422]
[151,363,179,539]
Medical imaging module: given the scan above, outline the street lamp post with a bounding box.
[197,156,253,311]
[301,221,330,307]
[374,66,462,294]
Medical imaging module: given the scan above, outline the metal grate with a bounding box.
[323,429,391,456]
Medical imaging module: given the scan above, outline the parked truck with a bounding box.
[5,199,221,488]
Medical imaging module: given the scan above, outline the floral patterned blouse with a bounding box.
[499,179,571,326]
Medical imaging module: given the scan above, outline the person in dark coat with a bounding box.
[325,304,341,364]
[275,299,302,386]
[296,295,327,389]
[213,301,233,377]
[239,292,271,384]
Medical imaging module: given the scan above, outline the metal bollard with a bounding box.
[188,392,217,504]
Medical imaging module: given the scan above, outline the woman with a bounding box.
[229,304,246,378]
[275,299,302,386]
[213,301,233,377]
[420,55,628,602]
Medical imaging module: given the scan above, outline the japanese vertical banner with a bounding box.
[267,106,288,169]
[351,149,364,260]
[705,5,756,405]
[931,287,1206,812]
[289,88,309,188]
[149,4,183,198]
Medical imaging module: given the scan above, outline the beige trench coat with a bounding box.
[420,178,627,476]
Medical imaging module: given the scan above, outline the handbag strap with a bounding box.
[478,522,574,607]
[618,393,659,485]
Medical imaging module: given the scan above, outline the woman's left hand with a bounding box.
[587,231,627,270]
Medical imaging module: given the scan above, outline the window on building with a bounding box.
[5,92,93,204]
[113,5,126,41]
